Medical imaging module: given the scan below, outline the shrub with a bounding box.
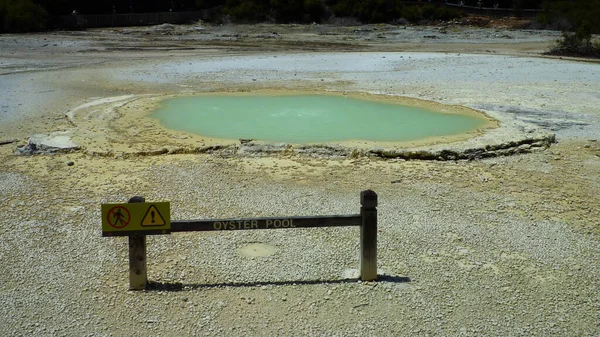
[327,0,403,24]
[433,6,461,21]
[0,0,48,33]
[325,15,360,26]
[270,0,303,23]
[420,4,436,21]
[224,0,270,23]
[401,5,421,23]
[535,0,600,34]
[304,0,328,23]
[546,24,600,58]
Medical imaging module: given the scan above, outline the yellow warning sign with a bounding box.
[141,204,166,227]
[101,201,170,236]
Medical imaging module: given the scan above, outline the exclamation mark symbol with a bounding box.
[151,210,155,223]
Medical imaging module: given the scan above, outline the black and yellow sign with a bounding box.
[102,202,170,236]
[141,205,167,226]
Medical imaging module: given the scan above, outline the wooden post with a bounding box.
[360,190,378,281]
[128,196,147,290]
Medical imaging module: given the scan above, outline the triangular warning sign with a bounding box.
[141,205,166,227]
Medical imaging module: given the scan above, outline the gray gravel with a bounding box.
[2,151,599,336]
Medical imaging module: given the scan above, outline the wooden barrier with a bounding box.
[104,190,378,290]
[127,196,148,290]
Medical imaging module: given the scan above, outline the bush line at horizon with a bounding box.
[3,0,600,30]
[546,21,600,58]
[534,0,600,34]
[1,0,599,59]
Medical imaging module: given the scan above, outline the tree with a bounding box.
[270,0,304,22]
[304,0,326,23]
[0,0,48,33]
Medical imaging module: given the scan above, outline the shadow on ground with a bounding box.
[145,275,411,292]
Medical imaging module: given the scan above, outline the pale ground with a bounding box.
[1,23,600,336]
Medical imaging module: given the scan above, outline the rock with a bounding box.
[66,161,74,166]
[16,131,79,155]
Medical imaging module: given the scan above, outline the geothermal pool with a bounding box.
[151,94,488,143]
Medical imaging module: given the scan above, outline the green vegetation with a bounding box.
[1,0,600,51]
[224,0,327,23]
[328,1,463,24]
[539,0,600,58]
[1,0,48,33]
[223,1,463,24]
[223,0,270,22]
[537,0,600,33]
[546,23,600,58]
[327,0,404,23]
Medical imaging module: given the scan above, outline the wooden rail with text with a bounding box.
[105,190,378,290]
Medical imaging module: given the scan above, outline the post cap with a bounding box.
[360,190,377,208]
[128,196,145,203]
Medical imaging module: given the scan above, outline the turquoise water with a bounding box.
[151,95,487,143]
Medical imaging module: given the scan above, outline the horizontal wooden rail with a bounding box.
[172,215,361,232]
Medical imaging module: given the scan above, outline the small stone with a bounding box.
[67,161,74,166]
